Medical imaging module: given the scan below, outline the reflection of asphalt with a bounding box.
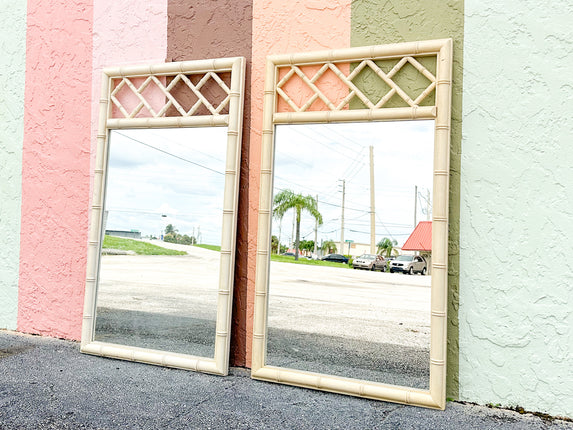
[2,331,569,429]
[94,306,428,389]
[267,326,429,389]
[95,307,216,358]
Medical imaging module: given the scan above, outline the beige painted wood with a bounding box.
[251,39,453,409]
[81,57,246,376]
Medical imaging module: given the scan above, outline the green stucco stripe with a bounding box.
[0,0,27,329]
[350,0,464,399]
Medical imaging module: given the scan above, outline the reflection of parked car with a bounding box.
[321,254,349,264]
[281,252,295,257]
[390,255,427,275]
[372,255,387,272]
[352,254,377,270]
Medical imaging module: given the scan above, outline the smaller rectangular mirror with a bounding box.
[81,57,245,375]
[95,127,227,358]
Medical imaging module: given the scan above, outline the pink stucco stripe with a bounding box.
[247,0,351,366]
[90,0,168,177]
[18,0,94,339]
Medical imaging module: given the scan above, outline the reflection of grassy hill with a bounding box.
[271,254,350,269]
[103,236,186,256]
[194,244,221,252]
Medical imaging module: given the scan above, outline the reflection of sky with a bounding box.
[272,121,434,249]
[104,128,227,245]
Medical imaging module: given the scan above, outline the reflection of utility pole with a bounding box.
[161,214,167,240]
[427,188,431,221]
[197,226,201,244]
[414,185,418,228]
[369,146,375,254]
[314,194,318,255]
[277,218,282,254]
[339,179,345,254]
[291,210,295,250]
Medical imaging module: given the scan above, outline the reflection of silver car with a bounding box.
[390,255,427,275]
[352,254,378,270]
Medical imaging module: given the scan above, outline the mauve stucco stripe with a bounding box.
[0,1,27,330]
[167,0,254,366]
[18,0,94,339]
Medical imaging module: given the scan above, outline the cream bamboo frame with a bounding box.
[252,40,452,408]
[81,57,246,376]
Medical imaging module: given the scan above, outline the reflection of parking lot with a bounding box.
[96,244,431,388]
[268,261,431,349]
[97,246,430,347]
[267,261,431,389]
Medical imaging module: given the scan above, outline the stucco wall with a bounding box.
[459,0,573,417]
[249,0,352,367]
[0,1,27,330]
[166,0,254,367]
[350,0,464,398]
[91,0,168,182]
[17,0,94,339]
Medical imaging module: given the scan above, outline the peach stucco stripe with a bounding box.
[248,0,351,367]
[18,0,94,339]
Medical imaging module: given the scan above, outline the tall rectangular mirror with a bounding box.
[252,40,452,408]
[266,120,434,389]
[81,57,245,375]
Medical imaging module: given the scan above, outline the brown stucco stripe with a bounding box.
[167,0,253,367]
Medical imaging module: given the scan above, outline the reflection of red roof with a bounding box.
[402,221,432,251]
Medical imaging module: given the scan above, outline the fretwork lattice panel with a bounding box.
[110,71,232,119]
[276,55,437,114]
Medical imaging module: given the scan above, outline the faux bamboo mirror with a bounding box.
[252,40,452,408]
[81,57,245,375]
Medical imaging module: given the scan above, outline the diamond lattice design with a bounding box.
[276,56,436,113]
[110,72,231,118]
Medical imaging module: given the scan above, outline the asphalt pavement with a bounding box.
[1,330,571,430]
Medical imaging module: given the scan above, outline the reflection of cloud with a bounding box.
[272,121,434,247]
[104,128,227,245]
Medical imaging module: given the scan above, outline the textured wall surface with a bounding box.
[249,0,352,366]
[91,0,168,180]
[351,0,464,398]
[17,0,94,339]
[167,0,253,367]
[0,1,27,329]
[459,0,573,417]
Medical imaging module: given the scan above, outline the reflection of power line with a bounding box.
[115,131,224,176]
[349,228,410,236]
[347,220,412,228]
[147,130,225,164]
[273,185,369,214]
[107,208,224,215]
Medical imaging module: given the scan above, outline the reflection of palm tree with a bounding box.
[273,190,322,261]
[377,237,398,257]
[165,224,177,235]
[321,240,337,254]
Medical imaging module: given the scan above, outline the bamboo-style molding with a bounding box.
[252,39,453,409]
[80,57,246,376]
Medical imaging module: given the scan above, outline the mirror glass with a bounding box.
[266,120,434,389]
[94,127,227,358]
